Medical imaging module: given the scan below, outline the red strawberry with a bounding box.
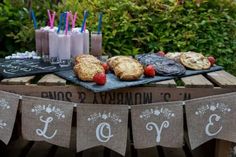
[102,63,109,73]
[144,65,156,77]
[208,56,216,66]
[93,72,106,85]
[157,51,165,57]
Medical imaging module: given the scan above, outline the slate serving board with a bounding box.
[0,59,71,78]
[55,65,223,92]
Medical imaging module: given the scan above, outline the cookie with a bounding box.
[136,53,186,76]
[180,52,211,70]
[165,52,182,62]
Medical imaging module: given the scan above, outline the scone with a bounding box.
[75,54,100,64]
[180,52,211,70]
[113,59,144,81]
[74,62,104,81]
[74,54,104,81]
[107,56,133,71]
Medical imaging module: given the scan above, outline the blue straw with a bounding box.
[97,12,103,34]
[63,12,67,31]
[63,12,68,31]
[30,9,37,29]
[57,13,63,33]
[81,10,88,33]
[57,13,66,33]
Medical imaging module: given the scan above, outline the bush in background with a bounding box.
[0,0,236,75]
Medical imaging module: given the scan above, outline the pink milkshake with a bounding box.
[48,27,59,64]
[57,34,71,67]
[71,28,83,58]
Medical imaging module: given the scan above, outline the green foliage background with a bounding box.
[0,0,236,75]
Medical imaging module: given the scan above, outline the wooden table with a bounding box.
[0,70,236,157]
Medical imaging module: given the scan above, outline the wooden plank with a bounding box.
[137,147,159,157]
[26,142,55,157]
[0,85,236,104]
[70,127,76,151]
[54,147,75,157]
[153,79,177,88]
[232,144,236,157]
[37,74,66,86]
[0,141,7,157]
[181,75,214,88]
[206,70,236,88]
[1,76,35,85]
[162,147,186,157]
[215,140,232,157]
[191,140,215,157]
[82,146,104,157]
[125,127,132,157]
[7,137,34,157]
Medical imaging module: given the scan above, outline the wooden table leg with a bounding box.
[215,140,232,157]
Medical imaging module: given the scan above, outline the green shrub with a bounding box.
[0,0,236,75]
[0,0,57,57]
[57,0,236,74]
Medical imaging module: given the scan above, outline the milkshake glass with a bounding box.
[57,34,71,67]
[83,29,90,54]
[91,32,102,57]
[35,29,43,57]
[49,31,59,64]
[71,28,84,58]
[41,27,51,62]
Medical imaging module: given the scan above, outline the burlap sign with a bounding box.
[0,90,20,144]
[185,92,236,149]
[76,104,129,156]
[131,101,184,149]
[21,96,74,148]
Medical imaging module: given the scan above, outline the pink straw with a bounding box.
[47,10,52,28]
[70,12,77,29]
[47,10,56,29]
[51,12,56,28]
[65,12,69,35]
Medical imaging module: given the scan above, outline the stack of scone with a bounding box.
[107,56,144,80]
[74,55,104,81]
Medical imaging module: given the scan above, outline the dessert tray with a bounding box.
[55,65,223,92]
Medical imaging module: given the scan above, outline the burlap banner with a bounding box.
[185,92,236,149]
[76,104,129,156]
[131,101,183,149]
[0,91,20,144]
[21,96,74,148]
